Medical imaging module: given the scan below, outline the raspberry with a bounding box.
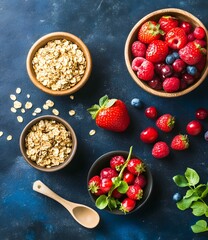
[131,41,147,57]
[163,77,180,93]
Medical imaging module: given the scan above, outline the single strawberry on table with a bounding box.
[156,113,175,132]
[87,95,130,132]
[171,134,189,150]
[152,141,170,159]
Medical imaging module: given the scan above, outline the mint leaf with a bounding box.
[185,168,200,186]
[95,195,109,209]
[117,181,129,194]
[108,197,118,210]
[201,184,208,198]
[184,189,195,199]
[177,193,199,210]
[112,176,121,188]
[191,201,208,216]
[191,220,208,233]
[173,175,189,187]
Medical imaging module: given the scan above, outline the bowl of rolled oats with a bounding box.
[26,32,92,96]
[19,115,77,171]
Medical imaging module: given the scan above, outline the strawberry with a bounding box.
[120,198,136,213]
[110,155,125,171]
[138,21,164,44]
[159,15,179,33]
[127,158,145,175]
[146,40,169,63]
[162,77,180,93]
[123,170,135,185]
[132,57,154,81]
[87,95,130,132]
[134,174,147,188]
[100,167,118,179]
[171,134,189,150]
[152,141,170,159]
[179,41,206,65]
[99,178,113,193]
[165,27,187,49]
[156,113,175,132]
[88,175,104,196]
[126,184,143,200]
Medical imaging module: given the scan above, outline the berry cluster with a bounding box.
[88,148,147,213]
[131,16,207,93]
[139,106,208,158]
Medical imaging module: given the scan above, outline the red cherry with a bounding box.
[145,106,158,119]
[193,27,206,40]
[147,77,163,90]
[140,127,159,143]
[182,73,195,85]
[180,21,192,34]
[187,33,195,42]
[186,120,202,136]
[172,59,186,72]
[195,108,208,120]
[160,65,173,78]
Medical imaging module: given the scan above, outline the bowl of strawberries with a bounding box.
[124,8,208,97]
[87,147,153,214]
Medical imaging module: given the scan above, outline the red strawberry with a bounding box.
[140,127,159,144]
[88,175,104,196]
[110,155,125,171]
[87,95,130,132]
[132,57,154,81]
[152,141,170,159]
[146,40,169,63]
[156,113,175,132]
[100,167,118,179]
[123,170,135,185]
[99,178,113,193]
[163,77,180,93]
[134,174,147,188]
[127,158,145,175]
[179,41,206,65]
[126,184,143,200]
[159,15,179,33]
[112,188,123,199]
[131,41,147,57]
[171,134,189,150]
[120,198,136,213]
[138,21,164,44]
[165,27,187,49]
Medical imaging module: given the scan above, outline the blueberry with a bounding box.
[204,131,208,141]
[186,66,197,76]
[131,98,143,108]
[172,52,180,60]
[165,54,175,64]
[173,193,182,202]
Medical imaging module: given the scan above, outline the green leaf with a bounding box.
[173,175,189,187]
[99,95,109,107]
[176,193,199,210]
[184,189,195,199]
[95,195,109,209]
[112,176,121,188]
[108,197,118,210]
[87,104,100,119]
[185,168,200,186]
[191,220,208,233]
[200,184,208,198]
[191,201,208,216]
[117,181,129,194]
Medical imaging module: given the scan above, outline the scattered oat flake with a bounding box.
[89,129,96,136]
[25,101,33,109]
[0,131,3,137]
[7,135,13,141]
[16,88,21,94]
[43,104,49,110]
[10,94,16,101]
[32,112,37,116]
[17,116,23,123]
[46,100,54,107]
[34,107,42,113]
[21,108,25,113]
[27,94,30,98]
[52,108,59,116]
[14,100,22,109]
[69,110,76,116]
[11,107,17,113]
[70,95,74,100]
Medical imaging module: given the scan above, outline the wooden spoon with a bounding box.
[33,180,100,228]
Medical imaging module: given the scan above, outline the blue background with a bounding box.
[0,0,208,239]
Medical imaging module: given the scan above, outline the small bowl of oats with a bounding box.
[26,32,92,96]
[19,115,77,172]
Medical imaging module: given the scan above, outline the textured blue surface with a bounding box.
[0,0,208,239]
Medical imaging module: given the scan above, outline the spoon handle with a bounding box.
[33,180,73,211]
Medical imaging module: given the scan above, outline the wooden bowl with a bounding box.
[26,32,92,96]
[19,115,77,172]
[124,8,208,97]
[87,150,153,215]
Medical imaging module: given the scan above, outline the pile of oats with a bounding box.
[32,39,86,91]
[25,119,73,168]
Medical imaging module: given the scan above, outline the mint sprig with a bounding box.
[173,167,208,233]
[95,146,133,210]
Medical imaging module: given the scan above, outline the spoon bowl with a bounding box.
[33,180,100,229]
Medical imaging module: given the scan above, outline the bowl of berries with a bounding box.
[124,8,208,97]
[87,147,153,214]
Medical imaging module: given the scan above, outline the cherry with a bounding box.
[160,65,173,78]
[180,21,192,34]
[140,127,159,143]
[179,79,188,90]
[147,77,163,90]
[195,108,208,120]
[182,73,195,85]
[193,27,206,40]
[187,33,195,42]
[186,120,202,136]
[154,63,166,75]
[144,106,158,119]
[172,59,186,72]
